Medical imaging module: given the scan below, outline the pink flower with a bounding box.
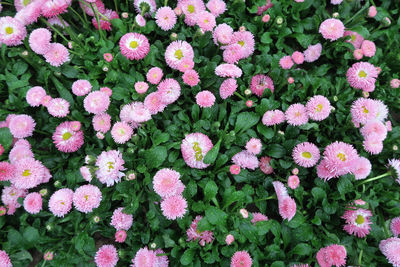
[219,78,237,99]
[291,51,304,64]
[225,234,234,245]
[353,49,363,60]
[213,23,233,45]
[52,121,84,153]
[196,91,215,108]
[279,55,294,69]
[350,98,379,124]
[95,150,126,187]
[272,181,297,221]
[342,205,372,238]
[230,31,255,59]
[303,43,322,62]
[83,91,110,114]
[262,14,270,22]
[26,86,46,107]
[181,133,213,169]
[73,184,102,213]
[146,67,163,85]
[368,6,377,17]
[47,98,70,118]
[0,250,12,267]
[144,92,166,114]
[350,157,371,180]
[0,162,15,182]
[115,230,127,243]
[103,53,113,62]
[259,156,273,174]
[182,69,200,87]
[331,0,343,5]
[165,40,194,70]
[232,150,259,170]
[285,104,309,126]
[119,33,150,60]
[8,114,35,138]
[111,121,133,144]
[319,18,344,41]
[178,58,195,72]
[0,16,27,46]
[197,11,216,32]
[231,251,252,267]
[246,100,253,107]
[323,141,359,176]
[91,9,119,31]
[23,192,42,214]
[240,208,249,218]
[292,142,320,167]
[251,212,269,224]
[131,247,157,267]
[72,80,92,96]
[48,188,74,217]
[44,43,70,67]
[29,28,51,55]
[262,110,285,126]
[344,31,364,49]
[215,63,242,78]
[43,251,54,261]
[179,0,206,26]
[158,78,181,105]
[360,120,387,140]
[120,102,152,123]
[155,6,177,31]
[135,81,149,94]
[223,44,243,64]
[80,166,92,182]
[41,0,69,18]
[380,237,400,267]
[160,195,187,220]
[361,40,376,57]
[230,164,241,175]
[41,95,52,107]
[9,145,34,165]
[306,95,332,121]
[391,79,400,89]
[93,113,111,133]
[153,168,184,198]
[245,138,262,155]
[288,175,300,189]
[135,14,146,27]
[11,158,44,189]
[111,207,133,230]
[206,0,226,17]
[133,0,156,17]
[346,62,378,92]
[390,217,400,236]
[316,244,347,267]
[95,245,118,267]
[1,185,27,214]
[187,215,214,246]
[363,134,383,154]
[250,74,274,96]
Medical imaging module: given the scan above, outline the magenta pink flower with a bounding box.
[323,141,359,177]
[23,192,42,214]
[0,162,15,182]
[52,121,84,153]
[95,245,118,267]
[391,217,400,236]
[8,114,35,138]
[231,251,252,267]
[41,0,69,18]
[119,32,150,60]
[160,195,187,220]
[84,91,110,114]
[250,74,274,96]
[103,53,113,62]
[230,164,241,175]
[262,110,285,126]
[182,69,200,87]
[111,207,133,230]
[29,28,51,55]
[245,138,262,155]
[291,51,304,64]
[259,156,273,174]
[111,121,133,144]
[48,188,73,217]
[165,40,194,70]
[153,168,184,198]
[11,157,44,189]
[146,67,163,85]
[196,90,215,108]
[115,230,127,243]
[187,215,215,246]
[219,78,237,99]
[391,79,400,89]
[347,62,378,92]
[380,237,400,267]
[306,95,332,121]
[319,18,344,41]
[279,55,294,69]
[73,184,102,213]
[363,134,383,154]
[288,175,300,189]
[368,6,377,17]
[361,40,376,57]
[316,244,347,267]
[72,80,92,96]
[0,250,12,267]
[292,142,320,168]
[285,104,309,126]
[181,133,213,169]
[342,205,372,238]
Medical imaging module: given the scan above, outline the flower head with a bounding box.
[183,69,200,87]
[347,62,378,92]
[342,206,372,238]
[47,98,70,117]
[245,138,262,155]
[380,237,400,267]
[232,150,259,170]
[115,230,127,243]
[84,91,110,114]
[72,80,92,96]
[11,158,44,189]
[206,0,226,17]
[306,95,332,121]
[279,55,294,69]
[146,67,163,84]
[323,141,359,177]
[292,142,320,168]
[390,217,400,236]
[93,113,112,133]
[0,16,27,46]
[319,18,344,41]
[344,31,364,49]
[111,207,133,231]
[259,156,273,174]
[52,121,84,153]
[23,192,42,214]
[29,28,51,55]
[153,168,184,198]
[303,43,322,62]
[95,150,126,187]
[111,122,133,144]
[350,157,371,180]
[95,245,118,267]
[231,251,252,267]
[250,74,274,96]
[165,40,194,70]
[0,250,12,267]
[160,195,187,220]
[285,104,309,126]
[187,215,214,246]
[26,86,47,107]
[119,33,150,60]
[181,133,213,169]
[213,23,233,45]
[197,11,216,32]
[155,6,177,31]
[316,244,347,267]
[44,43,70,67]
[73,184,102,213]
[215,63,242,78]
[48,188,74,217]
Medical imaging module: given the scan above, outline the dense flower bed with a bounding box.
[0,0,400,266]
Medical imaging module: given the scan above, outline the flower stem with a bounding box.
[68,6,87,26]
[344,3,369,26]
[90,3,105,41]
[255,195,276,202]
[234,92,245,101]
[40,260,46,267]
[113,0,119,13]
[358,171,391,185]
[164,0,168,6]
[40,18,70,44]
[358,249,363,266]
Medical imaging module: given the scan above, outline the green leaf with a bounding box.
[204,139,221,164]
[234,112,260,133]
[205,206,227,225]
[0,127,13,150]
[266,144,286,158]
[204,180,218,201]
[180,249,195,265]
[292,243,312,255]
[144,146,167,169]
[23,227,39,244]
[261,32,273,44]
[337,175,353,197]
[61,65,79,78]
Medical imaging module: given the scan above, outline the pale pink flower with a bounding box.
[323,141,359,176]
[379,237,400,267]
[111,207,133,230]
[285,104,309,126]
[111,122,133,144]
[48,188,74,217]
[319,18,345,41]
[29,28,51,55]
[288,175,300,189]
[231,251,252,267]
[8,114,35,138]
[187,215,214,246]
[262,110,285,126]
[344,31,364,49]
[230,164,241,175]
[225,234,234,245]
[80,166,92,182]
[95,245,118,267]
[360,120,387,141]
[181,132,213,169]
[196,90,215,108]
[368,6,377,17]
[72,80,92,96]
[44,43,70,67]
[279,55,293,69]
[144,92,166,114]
[346,62,378,92]
[390,217,400,236]
[342,206,372,238]
[0,250,12,267]
[212,23,233,45]
[232,150,259,170]
[250,74,274,96]
[93,113,111,133]
[240,208,249,218]
[135,14,146,27]
[119,32,150,60]
[350,157,371,180]
[206,0,226,17]
[291,51,304,64]
[178,58,195,72]
[361,40,376,57]
[219,78,237,99]
[146,67,163,85]
[215,63,242,78]
[83,91,110,114]
[197,11,216,32]
[11,158,44,189]
[165,40,194,70]
[153,168,184,198]
[306,95,332,121]
[251,212,268,224]
[353,49,363,60]
[158,78,181,105]
[230,31,255,59]
[259,156,273,174]
[23,192,42,214]
[135,81,149,94]
[245,138,262,155]
[182,69,200,87]
[73,184,102,213]
[0,16,27,46]
[52,121,84,153]
[391,79,400,89]
[363,134,383,154]
[155,6,177,31]
[95,150,126,187]
[26,86,46,107]
[47,98,70,117]
[120,102,152,123]
[303,43,322,62]
[160,195,187,220]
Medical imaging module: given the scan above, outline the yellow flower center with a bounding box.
[153,73,158,78]
[61,201,65,205]
[295,111,301,117]
[204,19,209,24]
[302,152,312,159]
[107,161,114,170]
[351,34,356,41]
[5,27,13,35]
[187,5,195,13]
[337,153,346,162]
[316,104,323,112]
[119,129,125,135]
[130,41,138,49]
[355,214,365,224]
[22,169,31,177]
[238,40,245,47]
[84,195,88,201]
[174,49,183,60]
[358,70,367,78]
[362,106,369,113]
[192,142,203,161]
[62,132,72,141]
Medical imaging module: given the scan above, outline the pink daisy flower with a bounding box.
[379,237,400,267]
[8,114,35,138]
[373,99,388,122]
[111,122,133,144]
[230,31,255,59]
[245,138,262,155]
[292,142,320,167]
[153,168,184,198]
[155,6,177,31]
[215,63,242,78]
[44,43,70,67]
[120,102,152,123]
[360,120,387,141]
[72,80,92,96]
[350,157,371,180]
[0,16,27,46]
[165,40,194,70]
[48,188,74,217]
[157,78,181,105]
[279,55,294,69]
[232,150,259,170]
[350,98,379,125]
[230,251,252,267]
[0,250,12,267]
[80,166,92,182]
[93,113,112,133]
[110,207,133,230]
[262,110,285,126]
[291,51,304,64]
[79,0,105,16]
[178,58,195,72]
[0,162,15,182]
[346,62,378,92]
[52,121,84,153]
[95,245,118,267]
[223,44,243,64]
[344,31,364,49]
[219,78,237,99]
[361,40,376,57]
[323,141,359,176]
[259,156,273,174]
[363,134,383,154]
[212,23,233,45]
[29,28,51,55]
[41,0,69,18]
[206,0,226,17]
[92,9,119,31]
[23,192,42,214]
[187,215,215,246]
[146,67,163,85]
[285,103,309,126]
[144,92,166,114]
[316,244,347,267]
[251,212,269,224]
[9,145,34,164]
[135,81,149,94]
[342,206,372,238]
[196,90,215,108]
[41,95,52,107]
[316,159,336,181]
[250,74,274,96]
[306,95,332,121]
[47,98,70,117]
[303,43,322,62]
[179,0,206,26]
[278,197,297,221]
[115,230,127,243]
[288,175,300,189]
[331,0,343,4]
[390,217,400,236]
[319,18,345,41]
[14,2,42,26]
[226,234,234,245]
[133,0,156,17]
[160,195,187,220]
[131,247,156,267]
[95,150,126,186]
[181,133,213,169]
[119,32,150,60]
[103,53,113,62]
[183,69,200,87]
[26,86,46,107]
[230,164,241,175]
[73,184,102,213]
[1,185,27,214]
[83,91,110,114]
[11,158,44,189]
[390,78,400,89]
[197,11,216,32]
[354,49,363,60]
[368,6,377,17]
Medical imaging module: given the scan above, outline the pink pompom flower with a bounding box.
[306,95,332,121]
[250,74,274,96]
[29,28,51,55]
[8,114,35,138]
[160,195,187,220]
[323,141,359,177]
[197,11,216,32]
[230,31,255,59]
[368,6,377,18]
[72,80,92,96]
[350,157,371,180]
[288,175,300,189]
[232,150,259,170]
[353,49,363,60]
[182,69,200,87]
[212,23,233,45]
[285,104,309,126]
[319,18,345,41]
[259,156,273,174]
[52,121,84,153]
[23,192,42,214]
[361,40,376,57]
[390,217,400,236]
[181,133,213,169]
[344,31,364,49]
[83,91,110,114]
[391,79,400,89]
[219,78,237,99]
[146,67,163,85]
[119,32,150,60]
[111,207,133,231]
[215,63,242,78]
[196,90,215,108]
[135,81,149,94]
[363,134,383,155]
[26,86,47,107]
[231,251,252,267]
[316,244,347,267]
[111,121,133,144]
[303,43,322,62]
[155,6,177,31]
[279,55,294,69]
[144,92,166,114]
[342,205,372,238]
[0,250,12,267]
[103,53,113,62]
[178,58,195,73]
[95,150,126,187]
[206,0,226,17]
[165,40,194,70]
[350,98,379,125]
[48,188,74,217]
[41,0,69,18]
[80,166,92,182]
[47,98,70,118]
[11,157,44,189]
[73,184,102,213]
[245,138,262,155]
[262,110,285,126]
[187,215,214,246]
[158,78,181,105]
[347,61,378,92]
[115,230,127,243]
[226,234,234,245]
[380,237,400,267]
[291,51,304,64]
[153,168,184,198]
[0,16,27,46]
[0,162,15,182]
[95,245,118,267]
[44,43,70,67]
[230,164,241,175]
[93,113,111,133]
[251,212,269,224]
